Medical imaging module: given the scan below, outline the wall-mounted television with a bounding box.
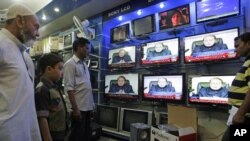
[159,4,190,30]
[105,73,139,99]
[132,14,155,37]
[119,108,152,134]
[142,74,185,102]
[184,28,239,63]
[196,0,240,23]
[108,46,136,68]
[96,104,120,131]
[189,75,235,105]
[110,24,130,44]
[63,32,75,48]
[141,38,179,65]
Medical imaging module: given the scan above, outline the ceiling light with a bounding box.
[54,7,60,12]
[118,16,123,21]
[160,2,165,8]
[137,10,142,15]
[42,14,47,20]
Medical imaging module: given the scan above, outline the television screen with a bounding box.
[159,4,190,30]
[132,15,155,37]
[119,108,152,133]
[189,75,235,105]
[63,32,75,48]
[96,105,120,131]
[108,46,136,68]
[141,38,179,65]
[184,28,238,63]
[111,24,130,43]
[143,74,184,102]
[196,0,240,23]
[105,73,139,99]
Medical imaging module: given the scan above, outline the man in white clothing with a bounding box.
[0,4,41,141]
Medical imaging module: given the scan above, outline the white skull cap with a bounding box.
[6,3,35,20]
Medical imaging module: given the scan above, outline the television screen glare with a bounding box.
[96,105,119,131]
[184,28,238,63]
[143,75,184,101]
[196,0,240,22]
[108,46,136,68]
[120,108,152,133]
[141,38,179,65]
[132,15,155,37]
[111,24,130,43]
[189,75,235,105]
[105,73,139,99]
[159,4,190,30]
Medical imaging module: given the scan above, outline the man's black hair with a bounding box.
[72,37,90,52]
[235,32,250,43]
[38,53,63,74]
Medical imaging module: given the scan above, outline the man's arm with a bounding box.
[233,90,250,124]
[67,90,81,121]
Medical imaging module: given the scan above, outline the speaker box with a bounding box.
[130,123,150,141]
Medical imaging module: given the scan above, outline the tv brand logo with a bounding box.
[230,125,250,141]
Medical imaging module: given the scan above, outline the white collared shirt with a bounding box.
[64,54,94,111]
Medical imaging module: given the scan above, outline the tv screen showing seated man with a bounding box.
[184,28,238,63]
[105,73,138,99]
[141,38,179,65]
[143,75,183,100]
[189,75,235,104]
[108,46,136,68]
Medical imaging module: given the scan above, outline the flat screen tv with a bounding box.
[132,14,155,37]
[96,104,120,131]
[196,0,240,23]
[141,38,179,65]
[159,4,190,30]
[189,75,235,105]
[105,73,139,99]
[142,74,185,102]
[108,46,136,68]
[119,108,152,134]
[184,28,239,63]
[111,24,130,43]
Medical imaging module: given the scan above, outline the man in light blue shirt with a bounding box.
[0,4,41,141]
[64,38,94,141]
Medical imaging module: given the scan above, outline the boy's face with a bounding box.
[234,38,250,57]
[50,62,64,82]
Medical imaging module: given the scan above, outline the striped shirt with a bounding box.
[228,57,250,107]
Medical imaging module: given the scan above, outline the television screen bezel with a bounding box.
[119,108,152,134]
[159,4,190,30]
[132,14,155,37]
[141,73,186,104]
[195,0,241,23]
[96,104,120,131]
[110,23,130,44]
[140,37,180,66]
[183,27,239,64]
[104,73,139,100]
[108,46,137,68]
[188,74,235,106]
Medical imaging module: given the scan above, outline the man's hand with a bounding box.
[233,111,246,125]
[72,109,81,121]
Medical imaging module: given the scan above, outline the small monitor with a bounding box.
[184,28,239,63]
[96,105,120,131]
[189,75,235,105]
[105,73,139,99]
[141,38,179,65]
[111,24,130,43]
[142,74,185,102]
[196,0,240,23]
[108,46,136,68]
[132,15,155,37]
[119,108,152,134]
[63,32,75,48]
[159,4,190,30]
